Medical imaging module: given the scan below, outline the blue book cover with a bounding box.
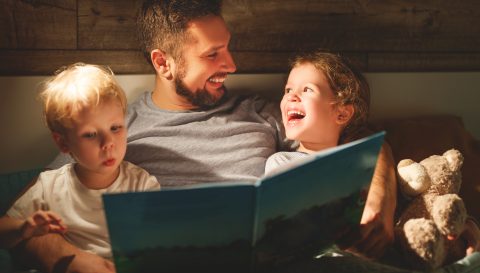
[103,131,385,273]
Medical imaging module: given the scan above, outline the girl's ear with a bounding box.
[52,132,70,153]
[151,49,173,80]
[335,104,354,126]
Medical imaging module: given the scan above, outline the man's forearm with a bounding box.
[11,233,80,273]
[0,216,25,248]
[364,142,397,225]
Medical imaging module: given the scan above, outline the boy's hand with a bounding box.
[21,210,67,240]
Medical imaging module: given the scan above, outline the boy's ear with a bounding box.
[52,132,70,153]
[151,49,173,80]
[335,104,354,126]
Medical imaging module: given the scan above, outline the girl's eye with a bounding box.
[82,132,96,139]
[303,87,314,92]
[284,88,292,94]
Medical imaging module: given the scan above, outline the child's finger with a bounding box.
[45,211,67,232]
[32,210,50,225]
[45,211,62,222]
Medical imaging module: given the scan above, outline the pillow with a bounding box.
[0,168,42,215]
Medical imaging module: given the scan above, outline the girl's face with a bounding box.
[281,63,347,152]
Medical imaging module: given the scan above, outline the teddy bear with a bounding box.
[394,149,467,270]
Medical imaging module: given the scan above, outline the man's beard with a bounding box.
[174,77,227,110]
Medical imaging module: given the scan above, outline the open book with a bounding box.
[103,132,385,273]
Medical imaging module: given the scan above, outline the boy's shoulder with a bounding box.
[119,161,159,189]
[40,163,74,181]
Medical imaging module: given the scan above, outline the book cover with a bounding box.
[103,131,385,273]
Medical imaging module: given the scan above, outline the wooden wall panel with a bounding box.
[78,0,142,49]
[224,0,480,52]
[0,0,479,75]
[0,50,153,75]
[0,0,76,49]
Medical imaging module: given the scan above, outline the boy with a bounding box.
[0,63,160,259]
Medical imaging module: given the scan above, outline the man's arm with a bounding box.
[349,142,397,258]
[11,233,115,273]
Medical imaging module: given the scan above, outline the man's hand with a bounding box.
[348,205,395,259]
[339,143,397,259]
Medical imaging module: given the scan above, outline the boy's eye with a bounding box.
[82,132,96,139]
[285,88,292,94]
[111,125,123,132]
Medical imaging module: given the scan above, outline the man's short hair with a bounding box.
[136,0,223,65]
[39,63,127,135]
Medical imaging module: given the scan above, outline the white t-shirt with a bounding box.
[7,161,160,258]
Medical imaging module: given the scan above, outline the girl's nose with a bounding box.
[286,92,300,102]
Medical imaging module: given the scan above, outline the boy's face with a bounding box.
[281,63,345,149]
[56,99,127,184]
[173,15,237,109]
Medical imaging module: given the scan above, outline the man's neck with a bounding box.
[151,78,196,111]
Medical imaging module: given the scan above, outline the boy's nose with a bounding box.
[102,135,114,150]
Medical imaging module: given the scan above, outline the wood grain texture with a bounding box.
[0,0,76,49]
[0,0,479,74]
[78,0,142,49]
[0,50,153,75]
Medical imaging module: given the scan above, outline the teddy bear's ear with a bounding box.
[443,149,464,172]
[398,160,431,197]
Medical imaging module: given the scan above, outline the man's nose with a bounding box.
[222,50,236,73]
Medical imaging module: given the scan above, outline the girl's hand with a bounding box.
[21,210,67,240]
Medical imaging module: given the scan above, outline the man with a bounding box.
[13,1,478,273]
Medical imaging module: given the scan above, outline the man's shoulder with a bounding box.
[229,94,277,113]
[127,92,150,110]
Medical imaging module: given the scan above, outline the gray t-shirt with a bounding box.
[48,92,292,187]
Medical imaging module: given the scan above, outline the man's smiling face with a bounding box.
[173,15,237,109]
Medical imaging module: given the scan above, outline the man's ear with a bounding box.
[151,49,173,79]
[335,104,354,125]
[52,132,70,153]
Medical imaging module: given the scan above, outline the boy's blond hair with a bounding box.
[39,63,127,134]
[291,51,370,143]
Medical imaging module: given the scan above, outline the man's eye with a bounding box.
[207,52,218,59]
[82,132,96,138]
